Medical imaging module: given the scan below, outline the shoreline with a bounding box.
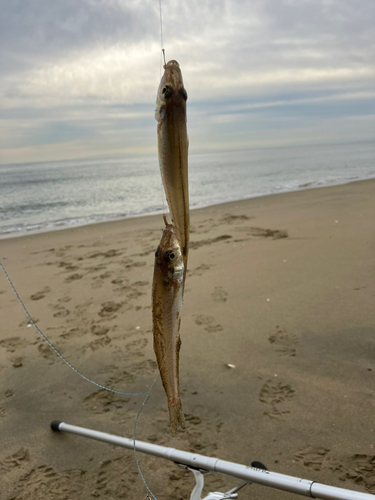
[1,176,374,243]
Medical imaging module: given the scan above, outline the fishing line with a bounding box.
[160,182,169,217]
[133,376,159,500]
[158,0,168,218]
[0,262,147,398]
[0,261,160,500]
[159,0,166,67]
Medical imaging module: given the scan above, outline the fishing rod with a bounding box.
[51,420,374,500]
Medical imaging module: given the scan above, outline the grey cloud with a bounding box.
[1,0,374,163]
[231,0,373,70]
[0,0,158,73]
[2,0,373,83]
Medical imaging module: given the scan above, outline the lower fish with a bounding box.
[152,215,185,435]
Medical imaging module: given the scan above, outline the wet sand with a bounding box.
[0,179,374,499]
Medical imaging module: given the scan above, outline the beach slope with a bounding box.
[0,179,374,499]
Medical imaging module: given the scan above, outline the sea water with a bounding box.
[0,141,374,238]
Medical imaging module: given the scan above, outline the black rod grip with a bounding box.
[50,420,62,432]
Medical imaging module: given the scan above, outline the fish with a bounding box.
[155,60,189,273]
[152,215,185,435]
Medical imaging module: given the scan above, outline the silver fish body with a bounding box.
[155,60,189,270]
[152,218,185,434]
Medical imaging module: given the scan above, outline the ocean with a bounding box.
[0,141,374,239]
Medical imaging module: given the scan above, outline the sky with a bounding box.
[0,0,374,164]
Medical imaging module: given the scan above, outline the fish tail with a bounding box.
[168,397,185,435]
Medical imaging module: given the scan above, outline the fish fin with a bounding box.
[168,397,185,436]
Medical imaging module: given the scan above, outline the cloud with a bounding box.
[0,0,159,71]
[0,0,374,163]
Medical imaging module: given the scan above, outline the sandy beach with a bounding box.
[0,179,374,500]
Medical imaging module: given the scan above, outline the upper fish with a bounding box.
[155,60,189,272]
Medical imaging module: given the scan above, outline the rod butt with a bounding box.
[50,420,62,432]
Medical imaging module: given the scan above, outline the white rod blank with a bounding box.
[51,421,374,500]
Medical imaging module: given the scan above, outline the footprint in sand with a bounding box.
[343,454,375,493]
[83,335,111,352]
[73,301,93,318]
[84,263,107,274]
[85,249,122,259]
[12,464,85,499]
[124,260,147,269]
[102,249,122,258]
[190,223,206,235]
[0,447,30,474]
[144,403,224,460]
[91,324,110,336]
[18,317,39,328]
[294,446,330,471]
[98,301,123,317]
[194,315,223,333]
[98,364,119,374]
[212,286,228,303]
[184,414,202,425]
[269,325,298,357]
[64,273,83,283]
[250,227,288,239]
[183,405,224,454]
[0,389,14,406]
[59,327,86,340]
[127,289,146,301]
[93,455,138,497]
[91,277,104,289]
[190,235,233,250]
[0,389,14,420]
[168,466,191,484]
[111,283,131,295]
[221,214,252,224]
[188,264,213,277]
[91,271,113,288]
[57,261,79,272]
[125,338,148,352]
[58,295,71,304]
[37,339,65,363]
[83,390,130,413]
[30,286,51,301]
[11,356,24,368]
[136,247,155,257]
[0,337,29,352]
[111,278,124,285]
[106,370,135,387]
[53,308,70,318]
[259,379,295,419]
[295,449,375,494]
[130,358,158,375]
[118,257,133,267]
[54,245,72,257]
[132,280,149,287]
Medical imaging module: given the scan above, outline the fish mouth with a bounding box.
[166,60,180,69]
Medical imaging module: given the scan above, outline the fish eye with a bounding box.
[179,87,188,101]
[163,250,175,263]
[162,85,173,98]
